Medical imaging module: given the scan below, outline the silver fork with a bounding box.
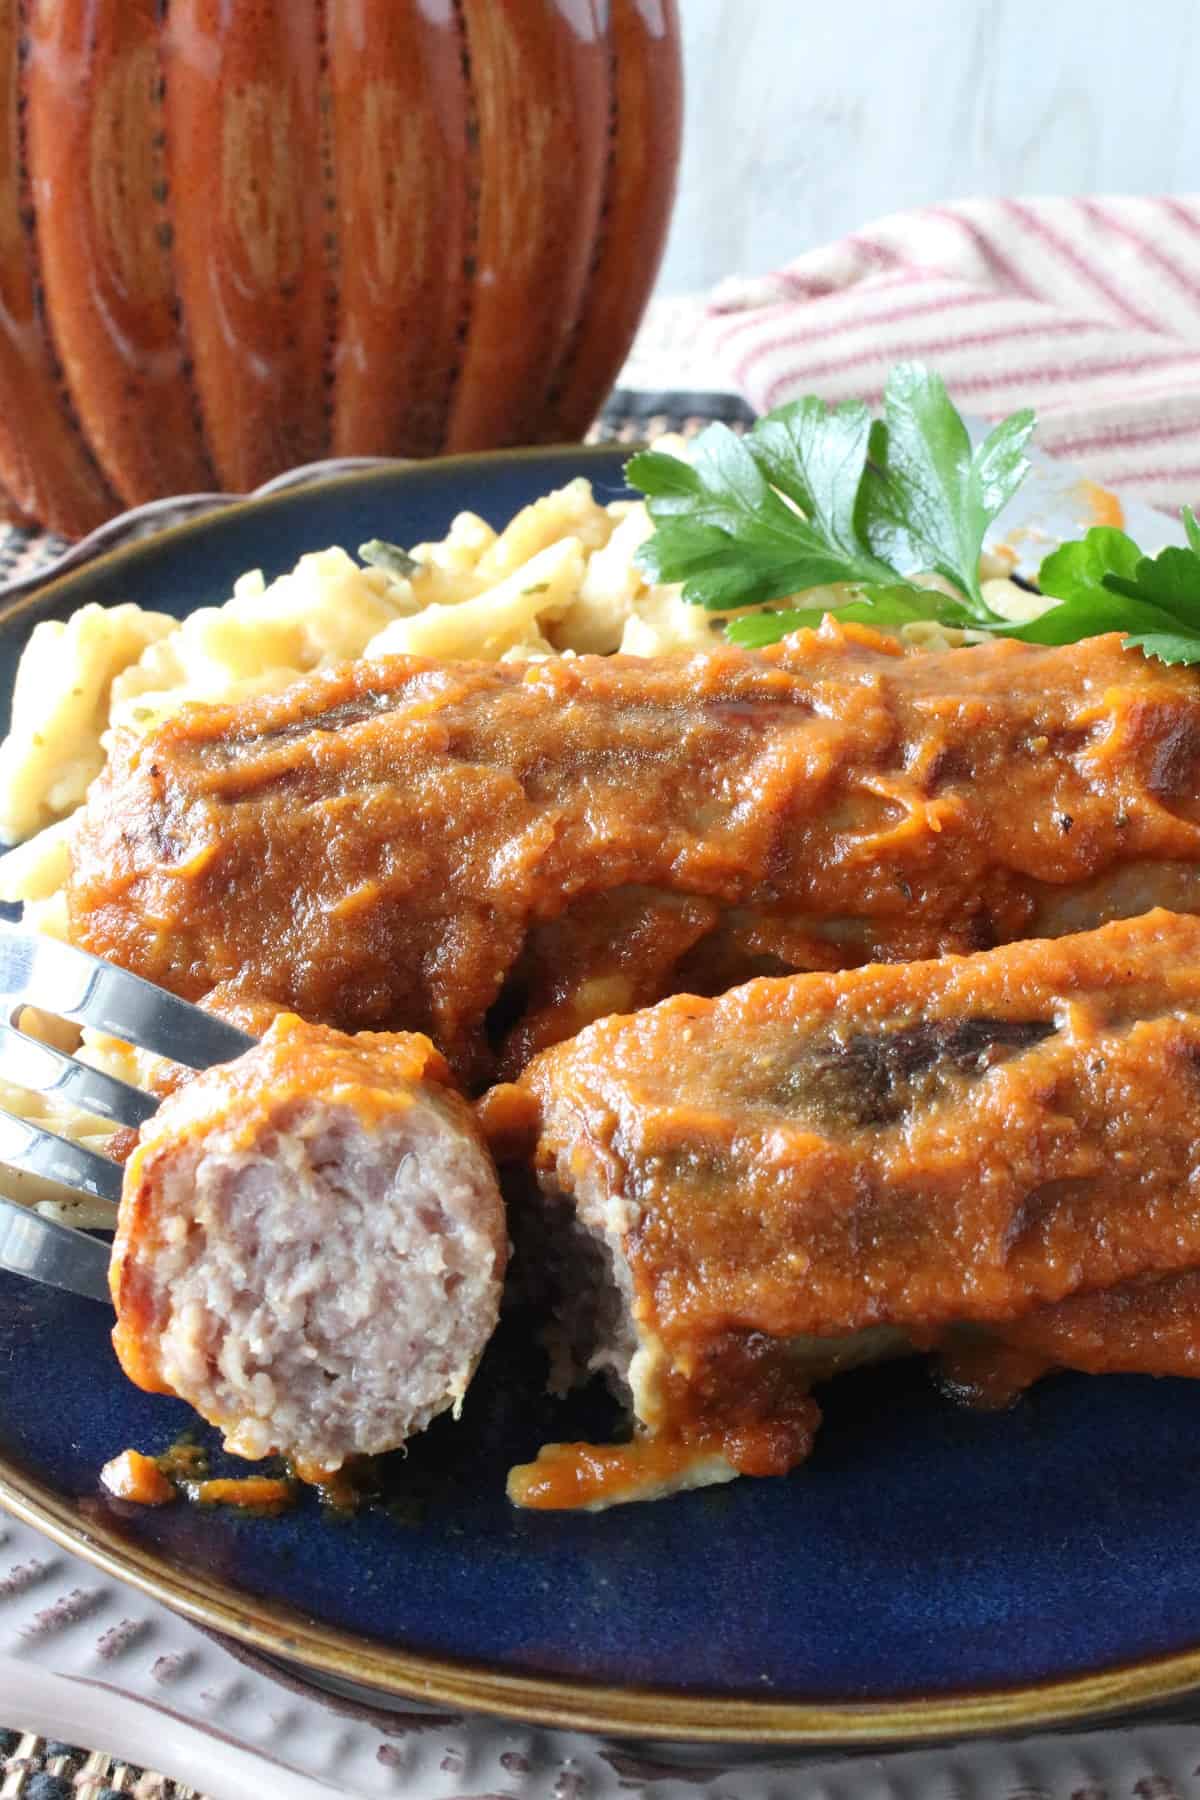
[0,929,254,1304]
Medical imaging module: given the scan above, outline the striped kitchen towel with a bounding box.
[705,196,1200,511]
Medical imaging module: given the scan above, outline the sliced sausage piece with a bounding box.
[504,908,1200,1508]
[110,1014,507,1473]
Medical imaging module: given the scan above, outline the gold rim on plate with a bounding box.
[7,1450,1200,1744]
[3,451,1199,1744]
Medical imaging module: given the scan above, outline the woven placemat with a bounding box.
[0,386,750,1796]
[0,1729,206,1798]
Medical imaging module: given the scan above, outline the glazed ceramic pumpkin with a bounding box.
[0,0,682,537]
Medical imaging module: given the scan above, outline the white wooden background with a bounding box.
[657,0,1200,294]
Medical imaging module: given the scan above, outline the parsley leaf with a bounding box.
[1099,538,1200,663]
[1121,628,1200,664]
[628,406,897,608]
[1001,524,1200,664]
[1103,544,1200,612]
[1000,590,1189,649]
[1102,506,1200,660]
[980,526,1149,644]
[359,538,421,579]
[1036,525,1144,602]
[745,399,889,572]
[858,364,1034,616]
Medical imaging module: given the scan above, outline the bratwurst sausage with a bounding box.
[504,909,1200,1508]
[69,624,1200,1083]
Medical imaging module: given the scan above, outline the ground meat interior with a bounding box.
[148,1098,500,1471]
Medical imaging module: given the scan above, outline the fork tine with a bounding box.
[0,1108,123,1204]
[0,928,255,1070]
[0,1023,157,1128]
[0,1191,112,1303]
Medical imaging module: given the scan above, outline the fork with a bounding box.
[0,929,253,1305]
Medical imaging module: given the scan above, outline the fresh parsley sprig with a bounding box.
[627,364,1033,623]
[625,364,1200,667]
[981,513,1200,664]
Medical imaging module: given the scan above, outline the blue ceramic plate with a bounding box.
[2,448,1200,1745]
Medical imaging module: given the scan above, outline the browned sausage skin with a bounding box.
[506,910,1200,1509]
[111,1015,507,1474]
[68,625,1200,1087]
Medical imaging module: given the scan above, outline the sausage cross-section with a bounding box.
[68,625,1200,1084]
[505,909,1200,1508]
[110,1015,507,1473]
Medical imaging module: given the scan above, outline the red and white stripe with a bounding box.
[704,196,1200,512]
